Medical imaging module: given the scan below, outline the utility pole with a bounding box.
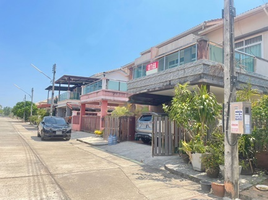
[50,64,56,116]
[30,88,34,116]
[224,0,239,198]
[31,63,56,116]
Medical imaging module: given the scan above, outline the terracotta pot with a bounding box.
[206,167,219,178]
[211,182,225,197]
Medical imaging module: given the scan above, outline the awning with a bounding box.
[128,93,173,106]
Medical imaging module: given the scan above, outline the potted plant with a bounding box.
[251,95,268,170]
[180,135,206,171]
[238,134,255,174]
[191,134,207,172]
[180,140,193,164]
[202,151,220,178]
[204,128,224,178]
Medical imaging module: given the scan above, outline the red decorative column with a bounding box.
[79,103,86,131]
[100,100,108,129]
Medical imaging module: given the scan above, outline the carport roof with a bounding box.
[55,75,99,86]
[128,93,173,106]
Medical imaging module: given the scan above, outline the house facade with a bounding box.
[127,4,268,112]
[73,64,133,131]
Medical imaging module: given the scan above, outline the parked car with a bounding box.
[135,112,167,144]
[37,116,72,141]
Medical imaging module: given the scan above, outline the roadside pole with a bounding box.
[30,88,34,116]
[223,0,239,198]
[50,64,56,116]
[23,95,26,122]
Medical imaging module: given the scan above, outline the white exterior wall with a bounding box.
[135,52,151,65]
[158,34,197,55]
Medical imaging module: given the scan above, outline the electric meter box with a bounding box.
[230,102,251,134]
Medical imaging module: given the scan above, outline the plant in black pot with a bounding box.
[238,134,255,175]
[251,95,268,170]
[202,128,224,178]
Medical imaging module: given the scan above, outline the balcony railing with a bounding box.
[107,80,127,92]
[83,79,128,95]
[209,43,255,72]
[59,91,80,102]
[83,80,102,94]
[132,42,256,80]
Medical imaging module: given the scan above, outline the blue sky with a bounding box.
[0,0,267,108]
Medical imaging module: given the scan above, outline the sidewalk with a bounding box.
[73,131,268,200]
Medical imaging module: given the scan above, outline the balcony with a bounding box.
[128,41,268,96]
[80,79,129,104]
[82,79,128,95]
[59,91,80,102]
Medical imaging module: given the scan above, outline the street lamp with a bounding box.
[31,64,56,116]
[14,84,34,116]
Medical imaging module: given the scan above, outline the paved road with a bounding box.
[0,117,214,200]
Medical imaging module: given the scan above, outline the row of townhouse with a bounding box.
[40,3,268,132]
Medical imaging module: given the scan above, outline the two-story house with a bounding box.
[127,4,268,112]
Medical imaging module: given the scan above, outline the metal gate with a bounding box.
[81,116,100,133]
[152,116,182,156]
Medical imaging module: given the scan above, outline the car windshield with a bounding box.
[139,115,152,121]
[44,117,67,125]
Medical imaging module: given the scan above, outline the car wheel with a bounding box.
[37,130,41,137]
[65,137,70,141]
[40,131,46,141]
[141,138,150,144]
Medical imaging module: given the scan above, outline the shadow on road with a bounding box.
[31,136,70,143]
[22,125,37,131]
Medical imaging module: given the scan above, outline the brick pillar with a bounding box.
[100,100,108,129]
[79,103,86,131]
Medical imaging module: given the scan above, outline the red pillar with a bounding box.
[100,100,108,129]
[79,103,86,131]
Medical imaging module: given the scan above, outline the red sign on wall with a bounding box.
[146,61,159,75]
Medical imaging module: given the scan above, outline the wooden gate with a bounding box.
[152,116,182,156]
[103,116,119,140]
[81,116,100,132]
[119,116,136,142]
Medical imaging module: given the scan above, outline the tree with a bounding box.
[12,101,37,121]
[111,106,132,117]
[163,83,221,140]
[3,107,12,116]
[236,83,260,102]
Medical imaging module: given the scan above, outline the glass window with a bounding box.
[119,82,127,91]
[209,45,223,63]
[235,35,262,57]
[235,41,244,48]
[133,64,147,79]
[180,45,196,65]
[165,52,178,69]
[108,80,119,90]
[245,44,261,57]
[245,35,262,45]
[158,57,165,72]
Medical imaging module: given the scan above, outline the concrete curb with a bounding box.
[76,138,108,146]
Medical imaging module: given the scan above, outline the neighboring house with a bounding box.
[72,64,133,131]
[53,75,99,120]
[127,4,268,112]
